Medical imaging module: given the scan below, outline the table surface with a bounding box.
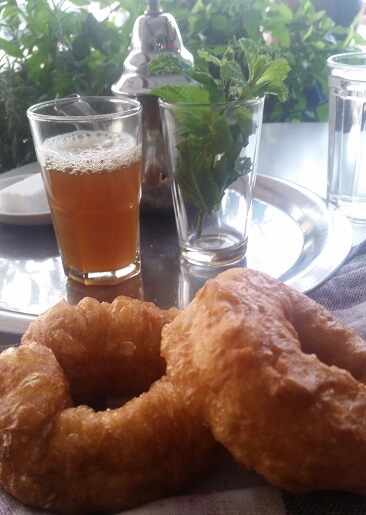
[0,122,364,345]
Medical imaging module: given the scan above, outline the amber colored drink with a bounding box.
[40,131,142,279]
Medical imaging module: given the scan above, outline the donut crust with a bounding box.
[161,267,366,494]
[0,296,220,514]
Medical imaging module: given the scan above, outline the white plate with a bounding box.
[0,175,52,226]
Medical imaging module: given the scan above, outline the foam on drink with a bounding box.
[40,131,142,175]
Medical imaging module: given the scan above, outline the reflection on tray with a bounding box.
[248,199,303,279]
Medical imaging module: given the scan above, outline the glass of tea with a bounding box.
[27,96,142,285]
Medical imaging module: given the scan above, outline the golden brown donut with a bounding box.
[0,296,219,514]
[161,267,366,495]
[21,296,176,404]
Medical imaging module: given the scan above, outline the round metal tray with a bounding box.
[0,175,353,335]
[248,175,353,291]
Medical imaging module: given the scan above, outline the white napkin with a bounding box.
[0,174,49,214]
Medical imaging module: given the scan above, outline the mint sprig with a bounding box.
[148,38,290,103]
[175,105,252,235]
[148,38,290,237]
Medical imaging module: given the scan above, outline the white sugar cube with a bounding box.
[0,174,49,214]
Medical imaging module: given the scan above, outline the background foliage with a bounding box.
[0,0,365,172]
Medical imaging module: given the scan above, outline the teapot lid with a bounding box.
[112,0,194,96]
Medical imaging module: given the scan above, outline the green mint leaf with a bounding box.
[197,50,222,68]
[190,69,224,102]
[147,53,192,76]
[174,106,213,138]
[254,59,290,100]
[234,106,256,146]
[220,60,249,98]
[148,52,223,102]
[236,38,261,83]
[213,151,252,204]
[150,84,210,104]
[177,136,221,215]
[175,105,251,217]
[234,38,290,101]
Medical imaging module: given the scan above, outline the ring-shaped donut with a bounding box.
[0,296,220,514]
[161,267,366,494]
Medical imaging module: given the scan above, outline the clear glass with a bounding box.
[327,52,366,222]
[159,97,264,266]
[27,96,142,285]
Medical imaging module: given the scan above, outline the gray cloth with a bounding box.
[310,238,366,339]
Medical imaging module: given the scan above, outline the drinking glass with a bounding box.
[159,97,264,266]
[27,96,142,284]
[328,52,366,221]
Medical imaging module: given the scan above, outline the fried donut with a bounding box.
[21,296,176,404]
[0,296,220,514]
[161,267,366,495]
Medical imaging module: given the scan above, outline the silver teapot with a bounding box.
[112,0,194,213]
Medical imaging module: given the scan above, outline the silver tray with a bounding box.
[0,175,353,336]
[248,175,353,291]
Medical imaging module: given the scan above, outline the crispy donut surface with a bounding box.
[21,296,175,404]
[161,267,366,494]
[0,296,219,514]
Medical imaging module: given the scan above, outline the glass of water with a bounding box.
[327,52,366,222]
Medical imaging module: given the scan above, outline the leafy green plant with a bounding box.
[0,0,139,173]
[167,0,365,121]
[148,39,290,236]
[164,0,252,56]
[245,0,366,121]
[0,0,365,172]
